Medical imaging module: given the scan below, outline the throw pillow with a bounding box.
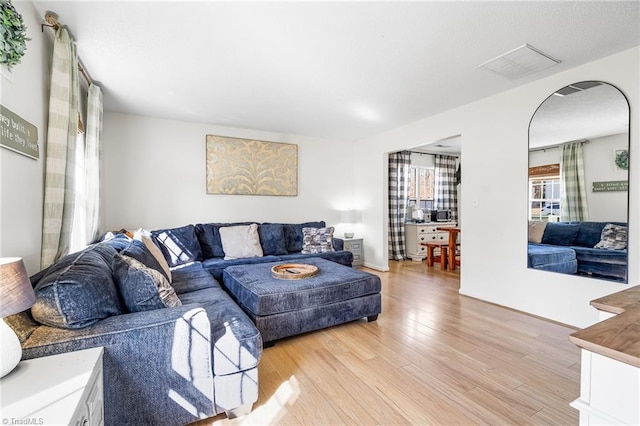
[219,224,264,260]
[195,223,226,258]
[121,239,171,282]
[113,254,182,312]
[301,227,336,254]
[594,224,627,250]
[151,224,203,267]
[258,223,288,255]
[541,222,580,246]
[31,243,125,329]
[134,229,173,283]
[281,221,326,253]
[528,221,547,243]
[574,222,608,247]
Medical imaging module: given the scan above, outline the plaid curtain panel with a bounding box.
[388,151,412,260]
[561,142,589,221]
[434,155,458,222]
[41,27,80,268]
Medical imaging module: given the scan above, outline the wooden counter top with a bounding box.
[569,285,640,368]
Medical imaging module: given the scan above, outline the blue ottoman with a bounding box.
[527,244,578,274]
[222,257,381,344]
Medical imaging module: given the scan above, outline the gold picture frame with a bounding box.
[206,135,298,196]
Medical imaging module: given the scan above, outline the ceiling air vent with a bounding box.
[553,81,602,97]
[477,44,560,80]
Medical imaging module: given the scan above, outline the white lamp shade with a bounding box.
[340,210,361,223]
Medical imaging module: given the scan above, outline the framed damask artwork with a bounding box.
[206,135,298,196]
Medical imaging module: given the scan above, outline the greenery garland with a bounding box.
[615,149,629,171]
[0,0,29,69]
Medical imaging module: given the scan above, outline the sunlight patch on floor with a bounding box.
[239,375,300,425]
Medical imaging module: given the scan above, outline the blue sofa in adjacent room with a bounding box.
[527,221,628,282]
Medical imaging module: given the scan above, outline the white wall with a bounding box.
[584,134,629,222]
[102,112,356,235]
[529,133,629,222]
[354,47,639,328]
[0,2,51,274]
[410,152,435,167]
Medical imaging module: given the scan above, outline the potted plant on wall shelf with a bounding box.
[0,0,29,70]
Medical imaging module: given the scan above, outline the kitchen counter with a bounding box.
[569,285,640,368]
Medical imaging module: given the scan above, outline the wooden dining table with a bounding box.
[437,226,460,270]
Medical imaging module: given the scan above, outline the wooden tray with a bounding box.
[271,263,319,280]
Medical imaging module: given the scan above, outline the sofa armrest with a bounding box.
[22,306,215,426]
[333,237,344,251]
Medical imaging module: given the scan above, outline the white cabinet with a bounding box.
[344,238,364,267]
[404,222,456,261]
[1,347,104,426]
[569,286,640,425]
[571,350,640,425]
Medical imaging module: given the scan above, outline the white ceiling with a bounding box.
[529,82,630,149]
[29,1,640,143]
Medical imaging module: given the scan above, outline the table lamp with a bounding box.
[0,258,36,378]
[340,210,361,239]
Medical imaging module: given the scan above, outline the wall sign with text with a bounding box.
[592,180,628,192]
[0,104,39,159]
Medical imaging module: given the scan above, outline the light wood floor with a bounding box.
[201,261,581,425]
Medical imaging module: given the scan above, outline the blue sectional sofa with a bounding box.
[5,220,352,426]
[528,221,628,282]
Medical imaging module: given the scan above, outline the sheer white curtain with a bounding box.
[41,27,80,267]
[84,84,103,244]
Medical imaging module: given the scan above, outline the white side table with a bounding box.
[344,238,364,267]
[1,347,104,426]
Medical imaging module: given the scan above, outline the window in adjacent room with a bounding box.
[529,163,561,221]
[408,165,435,210]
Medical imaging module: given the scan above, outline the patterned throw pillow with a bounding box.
[594,224,627,250]
[301,227,336,254]
[113,254,182,312]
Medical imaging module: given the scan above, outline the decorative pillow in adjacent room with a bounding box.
[113,254,182,312]
[301,227,336,254]
[528,221,547,243]
[541,222,580,246]
[219,224,264,260]
[31,243,125,329]
[594,223,628,250]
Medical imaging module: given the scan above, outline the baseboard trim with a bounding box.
[363,262,389,272]
[459,288,579,330]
